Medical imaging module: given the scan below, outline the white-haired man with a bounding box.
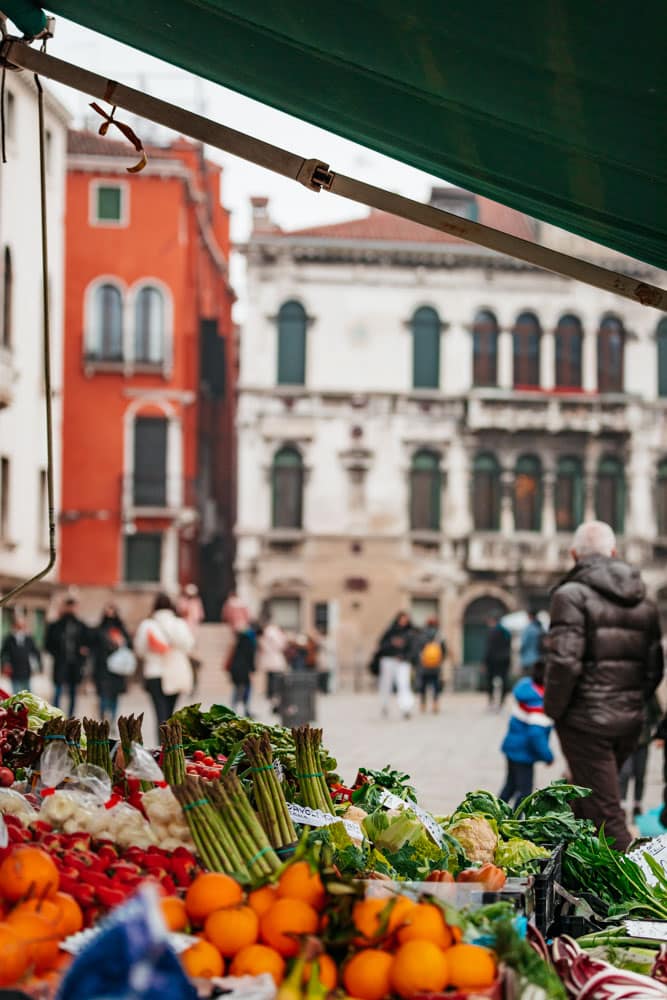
[545,520,663,850]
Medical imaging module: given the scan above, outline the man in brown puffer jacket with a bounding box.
[545,520,663,850]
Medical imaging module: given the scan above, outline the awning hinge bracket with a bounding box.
[296,158,335,192]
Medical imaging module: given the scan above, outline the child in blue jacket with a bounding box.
[499,661,553,808]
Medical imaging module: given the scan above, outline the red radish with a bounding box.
[0,766,15,786]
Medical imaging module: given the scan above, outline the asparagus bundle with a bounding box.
[83,717,113,777]
[160,719,186,785]
[65,718,83,767]
[40,718,81,767]
[292,726,335,814]
[208,773,281,878]
[244,732,297,852]
[118,713,151,790]
[173,776,246,875]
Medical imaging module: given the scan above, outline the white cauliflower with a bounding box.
[447,816,498,864]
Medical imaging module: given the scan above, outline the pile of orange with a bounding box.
[0,844,82,988]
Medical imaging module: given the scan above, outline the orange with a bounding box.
[396,902,453,949]
[259,898,319,957]
[446,943,497,990]
[230,943,286,985]
[6,912,60,973]
[9,898,62,932]
[0,922,29,986]
[205,904,259,957]
[248,885,278,918]
[343,949,393,1000]
[161,896,189,932]
[352,896,414,944]
[51,892,84,937]
[390,940,449,998]
[277,861,326,910]
[180,938,224,979]
[185,872,243,924]
[0,846,59,902]
[303,953,338,990]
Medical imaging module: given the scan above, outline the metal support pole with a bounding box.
[2,38,666,310]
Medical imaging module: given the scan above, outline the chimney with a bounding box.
[250,196,279,234]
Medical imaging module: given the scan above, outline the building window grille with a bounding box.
[555,314,583,388]
[411,306,441,389]
[472,309,498,387]
[595,454,625,533]
[135,286,165,364]
[555,456,584,532]
[277,301,307,385]
[409,449,441,531]
[472,452,501,531]
[272,446,304,529]
[512,311,541,388]
[514,454,542,531]
[597,314,625,393]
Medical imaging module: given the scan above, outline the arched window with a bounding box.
[411,306,441,389]
[596,455,625,533]
[2,247,12,349]
[277,301,307,385]
[472,452,501,531]
[657,318,667,398]
[272,446,304,529]
[657,460,667,536]
[89,283,123,361]
[514,455,542,531]
[555,456,584,532]
[555,314,583,388]
[597,314,625,393]
[512,311,541,388]
[463,595,509,666]
[472,309,498,387]
[409,449,441,531]
[134,286,165,364]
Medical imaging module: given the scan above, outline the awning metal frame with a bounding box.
[2,36,666,311]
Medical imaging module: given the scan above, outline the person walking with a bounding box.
[413,617,447,714]
[519,611,545,676]
[499,660,554,808]
[1,613,41,694]
[45,597,90,717]
[619,695,662,819]
[377,612,416,719]
[178,584,205,635]
[545,520,663,851]
[484,615,512,709]
[256,615,288,710]
[228,624,257,717]
[134,593,195,728]
[92,603,132,724]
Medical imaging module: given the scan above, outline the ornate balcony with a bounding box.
[466,532,572,575]
[466,389,633,436]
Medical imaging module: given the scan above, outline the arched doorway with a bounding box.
[462,595,509,666]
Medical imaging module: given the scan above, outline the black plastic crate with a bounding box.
[532,843,563,936]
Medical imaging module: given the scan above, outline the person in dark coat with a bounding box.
[229,625,257,717]
[1,613,41,693]
[412,618,447,714]
[45,597,91,717]
[545,520,663,851]
[92,603,132,723]
[484,616,512,709]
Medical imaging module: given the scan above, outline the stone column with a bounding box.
[542,468,556,536]
[500,468,514,535]
[498,330,513,389]
[583,328,597,392]
[584,444,598,521]
[540,331,555,391]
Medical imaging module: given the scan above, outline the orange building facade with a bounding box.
[60,131,236,618]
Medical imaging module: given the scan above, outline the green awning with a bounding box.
[7,1,667,270]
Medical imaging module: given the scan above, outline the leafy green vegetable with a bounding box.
[495,838,551,875]
[351,766,416,810]
[449,789,512,825]
[362,808,423,852]
[1,692,63,731]
[563,833,667,919]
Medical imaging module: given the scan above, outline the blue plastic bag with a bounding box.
[636,807,667,839]
[56,885,197,1000]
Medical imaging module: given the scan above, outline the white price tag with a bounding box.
[628,834,667,886]
[287,802,364,841]
[625,920,667,941]
[377,789,445,846]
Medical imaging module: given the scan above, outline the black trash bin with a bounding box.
[279,672,318,726]
[266,671,285,701]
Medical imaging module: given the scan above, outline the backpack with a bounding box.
[420,641,444,669]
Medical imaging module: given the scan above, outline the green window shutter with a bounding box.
[411,307,441,389]
[272,447,304,528]
[410,450,441,530]
[555,456,583,532]
[658,319,667,398]
[596,456,625,533]
[514,454,542,531]
[472,452,501,530]
[277,301,307,385]
[124,532,162,582]
[657,460,667,535]
[96,185,123,222]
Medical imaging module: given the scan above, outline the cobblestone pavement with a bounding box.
[65,667,664,823]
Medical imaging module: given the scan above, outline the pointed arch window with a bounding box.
[2,247,12,349]
[272,447,304,529]
[596,455,625,533]
[472,452,501,530]
[597,314,625,393]
[514,455,542,531]
[411,306,441,389]
[555,456,584,532]
[513,311,541,388]
[135,286,165,364]
[555,314,583,388]
[472,309,498,387]
[277,301,307,385]
[409,449,441,531]
[657,318,667,398]
[88,283,123,361]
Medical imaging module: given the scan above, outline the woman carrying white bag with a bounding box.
[134,593,195,727]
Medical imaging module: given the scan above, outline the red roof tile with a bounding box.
[67,130,181,160]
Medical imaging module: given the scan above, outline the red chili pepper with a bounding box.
[95,883,130,908]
